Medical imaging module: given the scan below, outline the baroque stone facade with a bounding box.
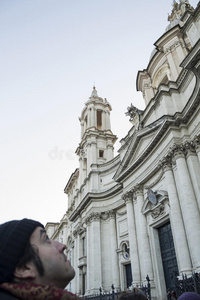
[46,2,200,299]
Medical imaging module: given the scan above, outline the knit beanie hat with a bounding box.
[0,218,44,284]
[178,292,200,300]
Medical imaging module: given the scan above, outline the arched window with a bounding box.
[97,110,102,129]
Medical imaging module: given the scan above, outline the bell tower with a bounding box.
[76,86,117,184]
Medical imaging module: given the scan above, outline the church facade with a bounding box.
[46,2,200,299]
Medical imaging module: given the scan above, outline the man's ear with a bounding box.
[14,262,37,280]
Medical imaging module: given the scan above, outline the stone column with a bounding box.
[193,135,200,165]
[184,141,200,212]
[107,143,113,160]
[160,157,192,274]
[106,110,111,131]
[102,111,106,130]
[109,210,120,289]
[68,238,75,293]
[91,139,97,164]
[172,145,200,271]
[122,191,141,285]
[79,155,84,186]
[73,230,80,294]
[133,185,154,282]
[87,108,91,128]
[85,218,91,294]
[94,108,97,128]
[80,120,84,138]
[87,141,92,172]
[91,107,95,127]
[90,212,102,293]
[63,222,68,245]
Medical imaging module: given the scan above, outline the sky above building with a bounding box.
[1,0,198,225]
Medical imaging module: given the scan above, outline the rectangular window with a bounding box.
[99,150,104,158]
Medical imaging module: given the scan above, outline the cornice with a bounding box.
[69,183,122,222]
[64,168,79,194]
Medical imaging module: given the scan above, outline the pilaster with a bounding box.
[160,156,192,274]
[87,212,102,293]
[85,217,91,294]
[108,210,120,290]
[170,144,200,271]
[133,185,154,282]
[73,229,80,294]
[193,135,200,164]
[183,141,200,211]
[122,191,141,285]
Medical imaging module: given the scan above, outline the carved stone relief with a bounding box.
[151,203,165,219]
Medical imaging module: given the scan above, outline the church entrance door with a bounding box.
[125,263,132,288]
[158,222,179,292]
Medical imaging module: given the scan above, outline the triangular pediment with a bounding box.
[114,117,167,181]
[128,131,156,167]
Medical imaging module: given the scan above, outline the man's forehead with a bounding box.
[30,226,45,242]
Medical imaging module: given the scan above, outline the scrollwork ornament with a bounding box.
[183,141,196,157]
[77,225,86,235]
[193,135,200,153]
[101,211,110,221]
[73,230,78,238]
[108,210,116,219]
[134,185,143,197]
[90,212,101,222]
[170,144,185,159]
[122,190,133,204]
[85,217,90,226]
[159,156,172,172]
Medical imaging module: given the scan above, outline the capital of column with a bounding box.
[79,149,85,158]
[87,212,101,223]
[192,135,200,153]
[77,225,86,235]
[170,144,185,160]
[133,185,143,197]
[85,217,90,226]
[159,155,172,172]
[73,229,78,238]
[122,190,133,204]
[183,141,196,157]
[108,209,116,219]
[101,210,116,221]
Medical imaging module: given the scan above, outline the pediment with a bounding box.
[114,118,165,181]
[128,131,156,167]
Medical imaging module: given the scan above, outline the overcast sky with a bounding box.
[1,0,198,225]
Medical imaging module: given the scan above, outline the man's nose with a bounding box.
[52,240,66,252]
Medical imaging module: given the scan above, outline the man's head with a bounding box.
[0,218,75,289]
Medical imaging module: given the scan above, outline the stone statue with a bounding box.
[125,103,143,130]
